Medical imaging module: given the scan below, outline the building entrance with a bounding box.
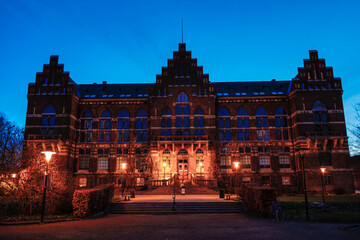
[178,159,188,181]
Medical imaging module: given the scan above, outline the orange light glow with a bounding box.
[320,167,326,173]
[41,151,56,162]
[234,162,240,169]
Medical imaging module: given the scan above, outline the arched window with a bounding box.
[274,106,289,141]
[99,110,111,143]
[237,107,250,141]
[162,149,171,171]
[41,105,56,135]
[117,109,130,143]
[178,149,188,155]
[218,107,231,141]
[195,149,204,174]
[161,108,172,136]
[256,107,269,141]
[313,100,328,132]
[80,110,93,143]
[136,109,148,142]
[176,93,190,136]
[194,108,204,136]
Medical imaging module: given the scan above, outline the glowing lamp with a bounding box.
[200,162,203,166]
[121,163,127,170]
[11,173,17,178]
[163,162,167,167]
[233,162,240,169]
[41,151,56,162]
[320,167,326,174]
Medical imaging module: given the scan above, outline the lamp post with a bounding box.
[233,162,240,191]
[121,163,127,197]
[40,151,55,223]
[163,162,166,179]
[199,162,203,179]
[296,147,309,221]
[320,167,326,206]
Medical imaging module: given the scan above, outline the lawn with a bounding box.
[277,194,360,223]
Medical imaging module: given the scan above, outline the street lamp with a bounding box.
[320,167,326,206]
[199,162,203,179]
[296,147,309,221]
[40,151,55,223]
[233,162,240,191]
[121,163,127,197]
[163,162,166,179]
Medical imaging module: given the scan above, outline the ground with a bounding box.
[1,213,359,240]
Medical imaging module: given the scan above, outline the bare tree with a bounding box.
[349,103,360,155]
[0,113,23,172]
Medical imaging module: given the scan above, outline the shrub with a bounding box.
[239,184,277,216]
[72,184,114,218]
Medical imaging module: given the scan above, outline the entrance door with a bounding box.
[178,159,188,181]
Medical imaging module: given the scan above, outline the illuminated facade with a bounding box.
[24,43,355,193]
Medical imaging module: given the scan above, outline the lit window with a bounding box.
[279,155,290,168]
[98,157,108,171]
[79,178,87,187]
[259,155,270,169]
[282,176,291,185]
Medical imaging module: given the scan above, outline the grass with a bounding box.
[277,194,360,223]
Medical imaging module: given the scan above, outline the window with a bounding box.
[256,107,269,141]
[218,107,231,141]
[176,93,190,136]
[195,149,204,173]
[259,155,270,169]
[275,106,289,141]
[116,157,127,171]
[161,108,172,136]
[313,100,328,132]
[261,176,270,186]
[41,105,56,135]
[220,156,231,168]
[324,175,333,185]
[98,157,108,171]
[237,107,250,141]
[99,110,111,143]
[79,158,89,170]
[80,110,93,143]
[79,178,87,187]
[162,149,171,169]
[279,155,290,168]
[136,109,148,142]
[242,177,251,183]
[240,155,251,169]
[117,109,130,142]
[282,176,291,185]
[194,108,205,136]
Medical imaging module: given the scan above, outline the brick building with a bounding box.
[24,43,355,193]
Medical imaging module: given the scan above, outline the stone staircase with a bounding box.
[135,184,218,195]
[109,201,245,214]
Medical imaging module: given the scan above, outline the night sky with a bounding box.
[1,0,359,148]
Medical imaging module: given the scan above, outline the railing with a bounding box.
[194,178,218,188]
[148,178,171,187]
[157,135,208,142]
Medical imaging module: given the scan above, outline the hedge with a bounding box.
[72,184,114,218]
[239,184,277,216]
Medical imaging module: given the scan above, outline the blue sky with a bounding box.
[1,0,359,150]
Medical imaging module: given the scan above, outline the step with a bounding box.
[109,202,245,214]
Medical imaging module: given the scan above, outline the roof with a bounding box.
[78,83,152,99]
[77,80,291,99]
[214,81,291,97]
